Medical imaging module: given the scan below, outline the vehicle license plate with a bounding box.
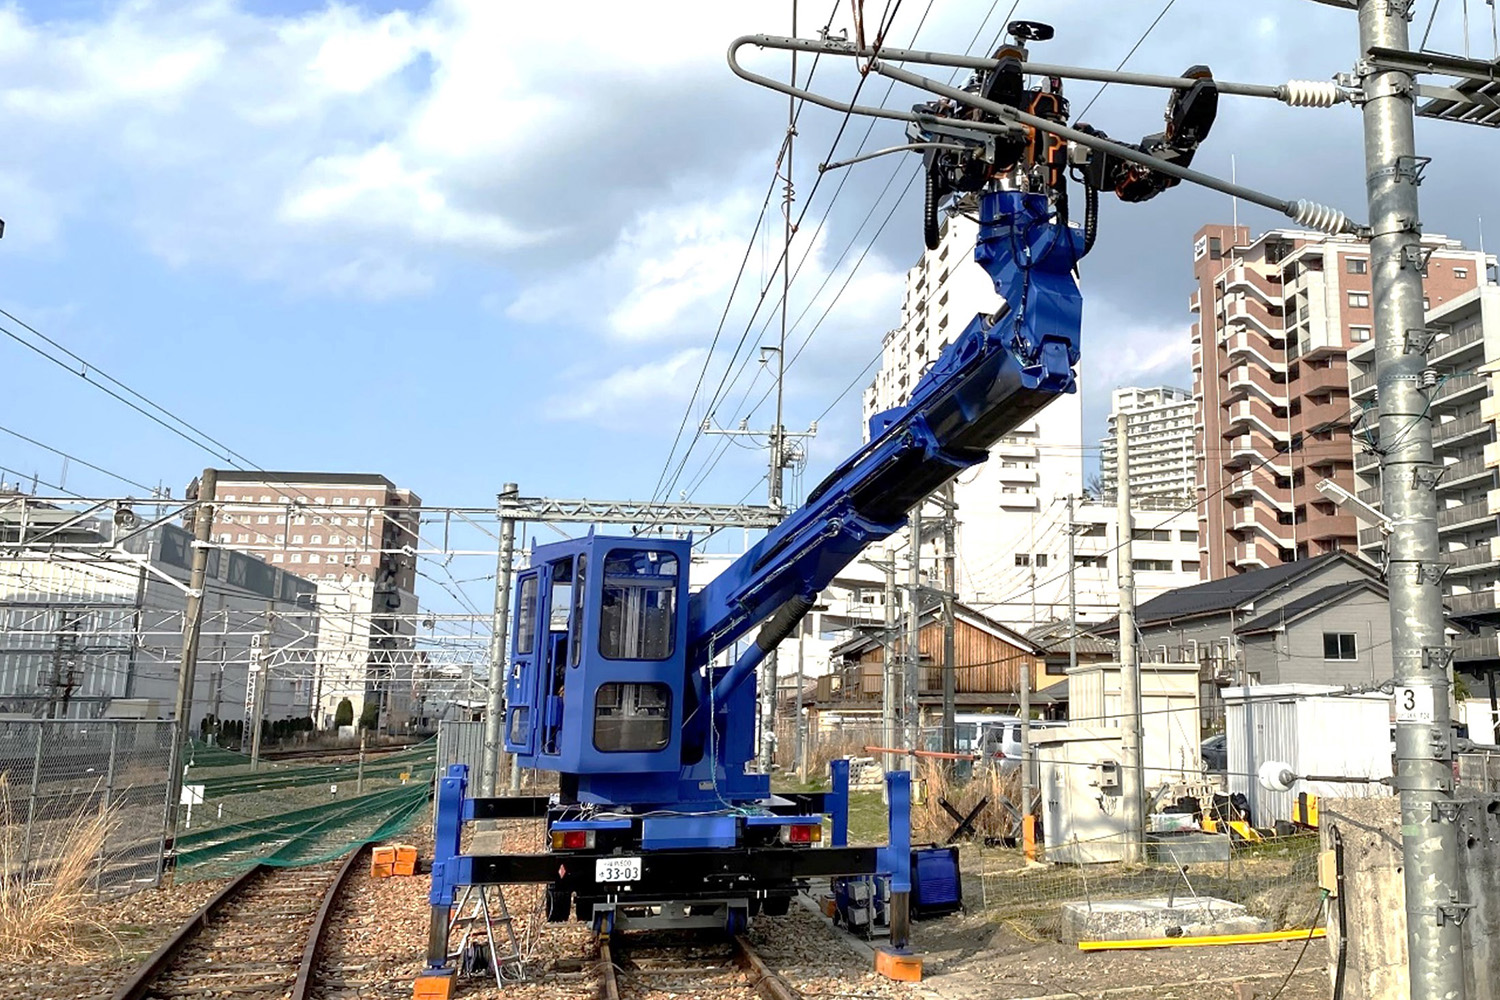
[595,856,642,882]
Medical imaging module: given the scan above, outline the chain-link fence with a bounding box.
[976,833,1322,941]
[0,719,175,896]
[171,737,436,880]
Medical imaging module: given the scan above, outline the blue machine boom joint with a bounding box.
[423,18,1215,971]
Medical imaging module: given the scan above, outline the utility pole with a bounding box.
[163,467,216,855]
[940,483,957,755]
[906,506,923,751]
[1356,3,1466,995]
[794,633,806,780]
[483,483,518,797]
[1115,435,1143,864]
[248,630,269,770]
[1067,494,1078,675]
[863,550,899,771]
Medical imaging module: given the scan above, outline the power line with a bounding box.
[654,0,919,507]
[1075,0,1179,122]
[0,423,157,494]
[0,311,253,469]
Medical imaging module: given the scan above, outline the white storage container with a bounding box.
[1222,684,1392,825]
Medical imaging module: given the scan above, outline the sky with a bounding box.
[2,0,1498,616]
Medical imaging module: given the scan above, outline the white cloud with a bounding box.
[547,348,707,424]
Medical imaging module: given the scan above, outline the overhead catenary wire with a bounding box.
[0,422,158,495]
[652,0,923,510]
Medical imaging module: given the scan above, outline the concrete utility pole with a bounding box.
[906,507,923,751]
[1115,435,1143,864]
[794,633,806,780]
[483,483,519,797]
[940,484,957,755]
[864,551,899,771]
[1356,3,1466,995]
[248,630,269,770]
[1067,494,1078,675]
[163,467,216,854]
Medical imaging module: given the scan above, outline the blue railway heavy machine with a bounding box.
[424,17,1263,976]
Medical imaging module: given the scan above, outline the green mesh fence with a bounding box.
[172,738,436,880]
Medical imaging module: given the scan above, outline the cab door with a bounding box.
[503,569,541,756]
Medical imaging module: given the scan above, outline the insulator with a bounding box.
[1281,80,1342,108]
[1289,198,1350,235]
[1420,369,1439,389]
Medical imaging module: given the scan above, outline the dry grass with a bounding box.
[913,758,1022,843]
[0,775,119,962]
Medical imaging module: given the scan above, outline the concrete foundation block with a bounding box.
[1059,896,1269,944]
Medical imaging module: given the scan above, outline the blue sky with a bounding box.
[3,0,1496,615]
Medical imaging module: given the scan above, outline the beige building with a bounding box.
[1190,224,1489,578]
[205,472,422,731]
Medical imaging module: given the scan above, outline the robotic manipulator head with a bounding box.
[910,20,1219,250]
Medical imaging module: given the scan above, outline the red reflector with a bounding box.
[787,824,813,843]
[561,831,588,849]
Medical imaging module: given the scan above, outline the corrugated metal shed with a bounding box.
[1223,684,1393,825]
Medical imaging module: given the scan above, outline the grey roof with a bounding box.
[1234,579,1386,635]
[829,600,1042,658]
[1025,620,1117,656]
[1126,551,1377,626]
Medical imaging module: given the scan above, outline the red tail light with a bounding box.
[784,823,822,844]
[551,829,596,850]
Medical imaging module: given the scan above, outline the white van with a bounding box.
[979,718,1068,775]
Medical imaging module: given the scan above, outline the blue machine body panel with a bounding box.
[642,814,740,850]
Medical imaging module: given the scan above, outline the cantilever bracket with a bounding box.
[1421,646,1456,671]
[1404,327,1439,354]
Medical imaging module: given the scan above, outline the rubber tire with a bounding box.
[575,897,594,923]
[545,886,571,923]
[762,895,791,917]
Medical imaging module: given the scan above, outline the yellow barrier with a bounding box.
[1077,928,1326,951]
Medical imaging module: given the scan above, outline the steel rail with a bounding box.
[290,844,371,1000]
[109,863,267,1000]
[596,932,800,1000]
[597,934,621,1000]
[734,934,801,1000]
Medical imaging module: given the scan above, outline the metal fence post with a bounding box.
[96,721,120,895]
[22,721,45,868]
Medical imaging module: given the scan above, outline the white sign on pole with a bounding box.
[180,783,205,828]
[1394,685,1435,724]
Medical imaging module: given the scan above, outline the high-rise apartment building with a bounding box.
[1190,224,1488,578]
[206,472,422,731]
[1099,386,1195,502]
[1350,284,1500,684]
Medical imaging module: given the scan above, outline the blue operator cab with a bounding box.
[502,534,765,809]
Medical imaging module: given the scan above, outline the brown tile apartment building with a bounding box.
[205,471,423,729]
[1190,224,1487,578]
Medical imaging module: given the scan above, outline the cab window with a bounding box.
[598,550,678,660]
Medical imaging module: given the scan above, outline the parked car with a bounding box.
[1201,733,1228,773]
[980,718,1068,776]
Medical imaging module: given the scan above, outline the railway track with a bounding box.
[110,846,367,1000]
[597,931,799,1000]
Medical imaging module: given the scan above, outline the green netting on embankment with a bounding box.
[171,739,437,879]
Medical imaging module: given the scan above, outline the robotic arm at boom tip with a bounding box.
[910,19,1220,251]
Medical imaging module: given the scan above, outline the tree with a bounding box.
[358,701,380,731]
[334,698,354,729]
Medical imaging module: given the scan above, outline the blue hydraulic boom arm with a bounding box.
[682,19,1222,753]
